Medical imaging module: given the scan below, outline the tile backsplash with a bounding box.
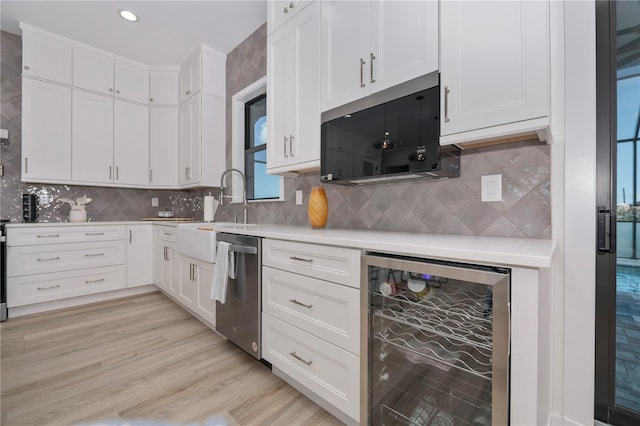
[2,27,551,238]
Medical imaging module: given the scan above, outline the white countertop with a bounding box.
[6,221,556,268]
[215,224,556,269]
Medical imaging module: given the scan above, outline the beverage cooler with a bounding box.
[361,254,510,425]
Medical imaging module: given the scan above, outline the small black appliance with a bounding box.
[22,193,38,223]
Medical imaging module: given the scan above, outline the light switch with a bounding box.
[295,190,303,206]
[151,197,159,207]
[481,174,502,202]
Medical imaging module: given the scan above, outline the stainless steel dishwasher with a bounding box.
[215,232,262,359]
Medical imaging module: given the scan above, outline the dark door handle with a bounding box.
[597,205,616,253]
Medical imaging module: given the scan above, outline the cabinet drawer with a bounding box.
[8,266,126,307]
[157,226,177,243]
[262,266,360,354]
[262,314,360,422]
[7,225,125,246]
[7,240,126,277]
[263,239,360,287]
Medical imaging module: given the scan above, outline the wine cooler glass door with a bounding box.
[362,255,510,426]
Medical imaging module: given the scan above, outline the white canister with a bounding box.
[203,195,218,222]
[69,206,88,222]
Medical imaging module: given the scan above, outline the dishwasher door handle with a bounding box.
[227,244,257,255]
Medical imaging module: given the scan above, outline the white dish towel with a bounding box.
[211,241,235,303]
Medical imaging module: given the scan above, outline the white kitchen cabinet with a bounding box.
[267,1,321,174]
[126,225,154,288]
[267,0,313,35]
[149,107,179,187]
[72,91,149,185]
[180,49,201,104]
[156,235,179,297]
[193,261,215,326]
[113,100,149,185]
[150,70,179,105]
[178,256,198,307]
[178,92,226,187]
[73,48,149,104]
[20,27,72,85]
[71,90,114,183]
[21,78,72,182]
[179,93,202,185]
[320,0,438,112]
[73,48,115,96]
[439,0,549,145]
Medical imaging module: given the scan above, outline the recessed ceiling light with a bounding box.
[118,9,139,22]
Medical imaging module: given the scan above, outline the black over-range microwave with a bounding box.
[320,74,460,185]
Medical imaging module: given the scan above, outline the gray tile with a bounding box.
[383,203,415,231]
[503,145,551,191]
[456,196,503,235]
[481,140,532,169]
[370,185,396,213]
[504,193,552,238]
[438,216,475,236]
[358,199,383,228]
[480,217,527,238]
[459,152,501,194]
[402,216,431,233]
[434,179,475,214]
[489,173,528,213]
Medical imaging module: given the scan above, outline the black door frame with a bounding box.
[595,1,640,424]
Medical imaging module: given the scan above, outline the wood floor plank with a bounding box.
[1,292,342,426]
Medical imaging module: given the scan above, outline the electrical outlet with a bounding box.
[295,190,303,206]
[151,197,159,207]
[481,174,502,202]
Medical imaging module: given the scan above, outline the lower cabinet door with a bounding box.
[8,266,126,307]
[178,256,197,306]
[194,261,215,326]
[262,313,360,422]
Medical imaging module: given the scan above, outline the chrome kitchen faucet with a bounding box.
[219,168,249,225]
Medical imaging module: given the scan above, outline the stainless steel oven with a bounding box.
[361,254,510,425]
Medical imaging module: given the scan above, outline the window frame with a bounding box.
[230,76,284,203]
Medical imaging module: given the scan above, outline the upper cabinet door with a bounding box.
[368,1,438,94]
[150,70,179,105]
[267,21,292,170]
[73,48,114,96]
[114,61,150,104]
[320,0,369,112]
[268,0,313,35]
[440,1,548,139]
[113,100,149,185]
[71,90,114,183]
[180,50,201,104]
[21,78,72,181]
[150,107,179,186]
[21,31,72,85]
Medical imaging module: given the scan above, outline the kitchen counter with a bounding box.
[215,224,556,269]
[4,220,211,227]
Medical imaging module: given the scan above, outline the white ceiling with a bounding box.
[0,1,267,66]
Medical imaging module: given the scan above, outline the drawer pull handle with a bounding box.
[85,278,105,284]
[37,256,60,262]
[162,232,173,236]
[289,299,312,309]
[85,253,105,257]
[37,234,60,238]
[289,256,313,263]
[37,285,60,290]
[289,351,312,366]
[85,232,104,236]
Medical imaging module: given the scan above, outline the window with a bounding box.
[231,77,282,203]
[244,94,279,200]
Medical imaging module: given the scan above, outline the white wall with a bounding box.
[555,1,597,424]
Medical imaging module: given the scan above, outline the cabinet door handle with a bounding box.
[370,53,376,83]
[162,232,173,237]
[150,98,154,102]
[289,351,312,366]
[109,88,113,93]
[25,157,28,173]
[129,229,132,243]
[85,232,104,236]
[37,234,60,238]
[185,167,191,180]
[290,256,313,263]
[163,246,168,261]
[284,136,288,158]
[283,6,289,13]
[24,65,30,71]
[149,169,153,183]
[84,253,105,257]
[109,166,112,180]
[37,284,60,290]
[186,90,191,95]
[85,278,105,284]
[116,90,120,95]
[37,256,60,262]
[289,299,312,309]
[115,166,119,180]
[360,58,365,88]
[444,86,451,123]
[290,135,294,157]
[290,2,294,8]
[192,264,197,281]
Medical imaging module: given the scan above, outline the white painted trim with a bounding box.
[231,76,284,203]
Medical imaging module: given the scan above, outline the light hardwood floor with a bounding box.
[0,292,342,426]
